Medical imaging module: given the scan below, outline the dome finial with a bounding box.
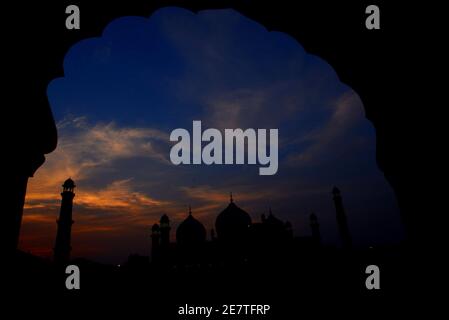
[188,205,192,215]
[230,192,233,203]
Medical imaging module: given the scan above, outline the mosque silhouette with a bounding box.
[12,177,408,307]
[53,178,351,269]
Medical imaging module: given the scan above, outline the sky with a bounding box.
[19,7,404,264]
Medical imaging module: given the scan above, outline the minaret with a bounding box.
[159,214,170,248]
[54,178,75,263]
[332,187,352,249]
[310,212,321,246]
[151,223,160,262]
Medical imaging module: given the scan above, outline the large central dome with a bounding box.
[215,195,252,241]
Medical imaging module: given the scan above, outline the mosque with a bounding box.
[52,178,352,267]
[149,191,346,268]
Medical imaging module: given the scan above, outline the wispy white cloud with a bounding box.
[76,178,170,211]
[285,91,365,167]
[30,116,170,188]
[26,116,172,214]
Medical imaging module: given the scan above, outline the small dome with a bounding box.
[310,212,318,221]
[265,208,284,227]
[215,197,252,240]
[152,223,160,232]
[176,208,206,246]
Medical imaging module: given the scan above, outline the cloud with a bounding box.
[27,115,170,190]
[285,91,365,167]
[75,178,170,211]
[182,185,274,206]
[24,116,173,236]
[203,86,296,130]
[60,116,170,174]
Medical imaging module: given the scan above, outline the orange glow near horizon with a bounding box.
[20,165,273,262]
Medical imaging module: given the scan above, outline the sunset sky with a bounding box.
[20,7,404,264]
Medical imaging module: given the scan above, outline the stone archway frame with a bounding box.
[7,1,417,254]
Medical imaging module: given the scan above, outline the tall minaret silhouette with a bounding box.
[151,223,160,262]
[159,214,171,248]
[332,187,352,249]
[54,178,75,263]
[310,212,321,246]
